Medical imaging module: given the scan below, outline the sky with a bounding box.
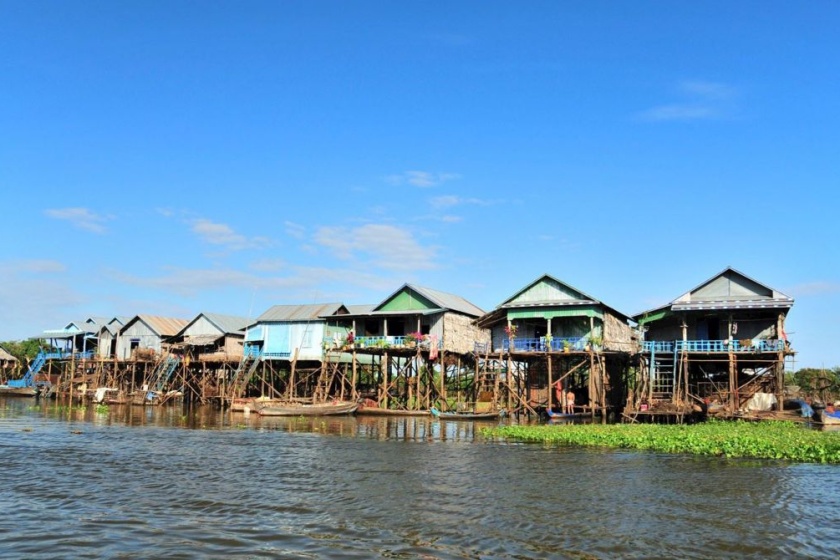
[1,1,838,369]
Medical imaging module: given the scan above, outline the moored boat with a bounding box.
[429,406,500,420]
[256,400,358,417]
[356,399,430,416]
[813,404,840,426]
[0,385,38,397]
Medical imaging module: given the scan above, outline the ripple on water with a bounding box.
[3,398,840,559]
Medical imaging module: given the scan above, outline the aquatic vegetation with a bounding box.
[94,404,109,414]
[484,420,840,464]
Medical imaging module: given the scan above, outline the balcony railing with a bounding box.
[643,339,786,353]
[341,336,442,350]
[43,350,94,360]
[502,336,587,352]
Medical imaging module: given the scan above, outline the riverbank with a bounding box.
[484,420,840,464]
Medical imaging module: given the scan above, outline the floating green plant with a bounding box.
[483,420,840,464]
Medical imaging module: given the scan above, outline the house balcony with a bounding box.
[338,336,442,350]
[498,336,588,353]
[44,350,94,360]
[643,339,787,354]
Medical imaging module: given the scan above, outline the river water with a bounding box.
[1,398,839,559]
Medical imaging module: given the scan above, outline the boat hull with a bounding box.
[430,407,500,420]
[357,406,430,417]
[257,401,358,417]
[0,386,38,397]
[813,409,840,426]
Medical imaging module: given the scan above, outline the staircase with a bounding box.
[229,350,262,398]
[149,356,181,392]
[6,351,49,389]
[650,346,677,402]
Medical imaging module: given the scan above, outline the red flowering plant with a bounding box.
[405,331,425,345]
[504,324,518,339]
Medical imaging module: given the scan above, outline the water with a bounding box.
[1,398,839,559]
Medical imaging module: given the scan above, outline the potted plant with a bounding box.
[562,340,572,353]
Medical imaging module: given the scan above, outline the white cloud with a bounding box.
[430,195,497,209]
[789,281,840,297]
[44,207,113,233]
[284,221,307,240]
[314,223,439,270]
[190,219,270,250]
[637,80,737,122]
[0,259,86,340]
[386,170,461,188]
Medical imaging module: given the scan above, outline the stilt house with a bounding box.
[116,315,189,361]
[170,312,250,362]
[632,267,794,416]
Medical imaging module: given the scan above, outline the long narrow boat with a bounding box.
[546,408,586,420]
[0,385,38,397]
[430,406,500,420]
[257,400,358,417]
[356,402,430,416]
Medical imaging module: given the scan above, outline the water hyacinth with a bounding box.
[483,420,840,464]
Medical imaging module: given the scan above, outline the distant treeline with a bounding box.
[787,367,840,403]
[1,339,43,366]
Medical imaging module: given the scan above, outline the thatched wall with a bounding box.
[443,313,491,354]
[603,311,636,353]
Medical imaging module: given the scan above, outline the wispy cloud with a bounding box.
[110,263,397,301]
[45,207,113,233]
[385,171,461,188]
[637,80,738,122]
[314,223,439,270]
[788,281,840,297]
[430,195,496,209]
[190,219,270,251]
[284,221,306,240]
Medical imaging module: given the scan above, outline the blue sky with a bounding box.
[1,1,837,369]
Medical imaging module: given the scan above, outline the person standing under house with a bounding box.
[553,379,564,412]
[565,388,576,414]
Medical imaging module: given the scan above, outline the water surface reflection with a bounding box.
[1,397,839,559]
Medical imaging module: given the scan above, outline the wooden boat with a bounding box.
[546,408,586,420]
[813,407,840,426]
[430,406,500,420]
[0,385,38,397]
[257,400,358,417]
[356,404,430,416]
[230,397,256,412]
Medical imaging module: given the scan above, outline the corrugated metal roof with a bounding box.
[132,315,190,336]
[345,304,376,315]
[184,334,223,346]
[672,300,792,311]
[198,312,251,334]
[633,267,793,320]
[255,303,345,322]
[374,284,484,317]
[480,274,632,325]
[409,285,485,317]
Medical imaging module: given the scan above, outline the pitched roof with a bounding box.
[196,312,251,334]
[0,347,17,362]
[254,303,346,322]
[477,273,631,326]
[374,284,485,317]
[633,267,794,320]
[122,315,190,337]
